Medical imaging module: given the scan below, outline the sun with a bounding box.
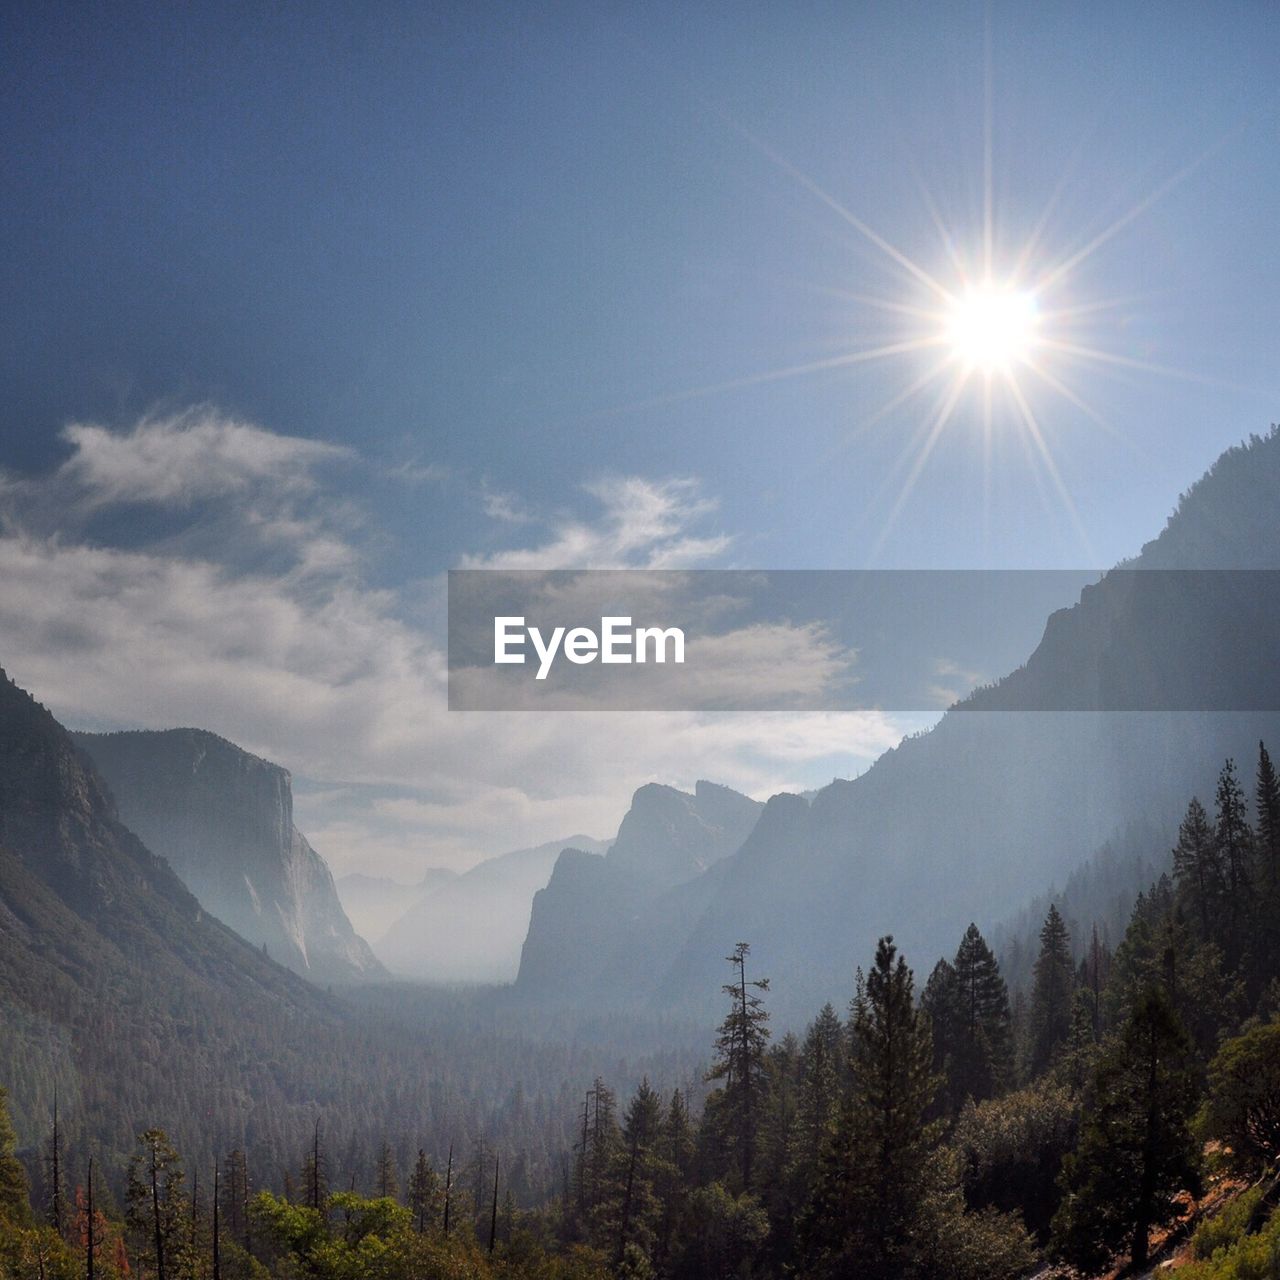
[944,284,1039,375]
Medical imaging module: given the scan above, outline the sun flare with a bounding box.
[943,284,1039,375]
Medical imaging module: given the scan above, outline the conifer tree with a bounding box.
[300,1120,328,1213]
[0,1086,32,1228]
[920,960,961,1114]
[705,942,770,1191]
[951,923,1012,1104]
[1027,905,1074,1077]
[802,936,939,1279]
[125,1129,189,1280]
[1172,796,1220,942]
[407,1148,441,1233]
[607,1078,663,1266]
[1214,757,1253,968]
[794,1004,843,1172]
[44,1089,65,1241]
[1051,986,1199,1273]
[1256,741,1280,983]
[375,1140,399,1201]
[1080,923,1110,1038]
[654,1090,693,1273]
[220,1149,251,1258]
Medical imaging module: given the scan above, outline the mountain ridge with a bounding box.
[73,727,384,984]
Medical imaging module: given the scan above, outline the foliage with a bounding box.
[1202,1021,1280,1172]
[1180,1200,1280,1280]
[1051,986,1201,1272]
[950,1079,1076,1239]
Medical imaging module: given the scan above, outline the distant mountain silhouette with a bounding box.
[516,781,763,998]
[513,429,1280,1018]
[376,833,610,983]
[336,867,458,942]
[74,728,385,984]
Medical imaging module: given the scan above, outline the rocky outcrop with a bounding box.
[376,834,609,984]
[514,430,1280,1020]
[515,781,763,999]
[73,728,384,984]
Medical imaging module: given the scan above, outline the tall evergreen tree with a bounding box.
[794,1004,843,1173]
[125,1129,189,1280]
[1214,757,1253,968]
[951,923,1013,1104]
[407,1149,441,1233]
[220,1149,251,1258]
[1027,905,1074,1077]
[920,959,961,1114]
[1256,741,1280,984]
[606,1078,664,1266]
[653,1090,693,1274]
[1080,923,1111,1038]
[44,1089,65,1241]
[1172,796,1221,942]
[301,1120,328,1213]
[705,942,771,1191]
[374,1141,399,1201]
[1051,986,1200,1273]
[0,1086,32,1229]
[802,936,939,1279]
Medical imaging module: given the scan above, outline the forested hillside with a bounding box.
[6,739,1280,1279]
[0,668,699,1227]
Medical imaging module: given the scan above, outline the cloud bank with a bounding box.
[0,410,909,877]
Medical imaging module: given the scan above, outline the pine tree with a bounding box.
[607,1078,663,1266]
[794,1004,843,1172]
[705,942,771,1191]
[1214,758,1253,968]
[44,1089,65,1241]
[1256,741,1280,984]
[1081,923,1111,1038]
[125,1129,189,1280]
[802,936,939,1279]
[1172,796,1221,942]
[407,1148,441,1233]
[1051,986,1200,1273]
[920,960,961,1115]
[653,1090,693,1273]
[220,1149,251,1258]
[0,1086,32,1228]
[1027,905,1074,1077]
[374,1140,399,1201]
[951,923,1013,1104]
[301,1120,328,1213]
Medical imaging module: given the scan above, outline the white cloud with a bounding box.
[463,475,731,570]
[0,410,912,879]
[58,408,349,508]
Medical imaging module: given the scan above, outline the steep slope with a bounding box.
[515,781,763,998]
[0,666,340,1157]
[336,868,458,943]
[73,728,384,984]
[377,834,610,983]
[515,429,1280,1020]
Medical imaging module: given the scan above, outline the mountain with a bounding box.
[376,834,610,983]
[0,666,338,1158]
[516,781,763,998]
[513,430,1280,1020]
[73,728,384,985]
[0,667,680,1198]
[336,868,458,942]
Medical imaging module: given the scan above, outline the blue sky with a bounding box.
[1,2,1277,874]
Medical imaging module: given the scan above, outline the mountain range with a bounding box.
[512,430,1280,1018]
[374,833,610,983]
[73,728,384,985]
